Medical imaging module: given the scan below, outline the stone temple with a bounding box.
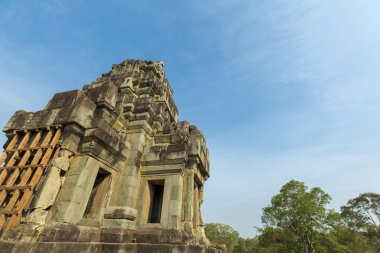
[0,60,224,253]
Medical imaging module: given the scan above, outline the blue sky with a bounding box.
[1,0,380,238]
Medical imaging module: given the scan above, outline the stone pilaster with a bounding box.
[49,155,99,224]
[182,167,195,233]
[165,174,183,229]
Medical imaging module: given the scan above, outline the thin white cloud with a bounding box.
[289,1,380,111]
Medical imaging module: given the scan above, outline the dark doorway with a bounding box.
[148,181,164,223]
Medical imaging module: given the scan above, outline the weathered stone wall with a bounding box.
[0,60,224,253]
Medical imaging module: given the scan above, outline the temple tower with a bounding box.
[0,60,224,253]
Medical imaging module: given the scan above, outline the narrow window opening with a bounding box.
[84,169,111,219]
[148,180,164,223]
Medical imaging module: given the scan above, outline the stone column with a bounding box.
[49,155,99,224]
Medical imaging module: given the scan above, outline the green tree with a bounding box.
[341,193,380,251]
[257,227,300,253]
[261,180,334,253]
[333,226,374,253]
[204,223,240,253]
[313,232,348,253]
[233,237,248,253]
[341,193,380,237]
[245,237,262,253]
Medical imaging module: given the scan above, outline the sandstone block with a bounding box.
[87,82,118,110]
